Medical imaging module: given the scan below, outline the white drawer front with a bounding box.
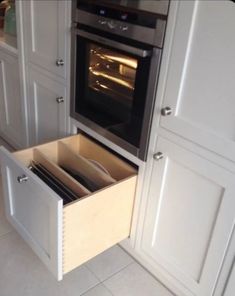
[0,147,63,280]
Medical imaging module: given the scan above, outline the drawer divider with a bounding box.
[57,141,116,190]
[33,148,91,198]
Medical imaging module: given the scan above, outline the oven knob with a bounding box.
[107,20,116,30]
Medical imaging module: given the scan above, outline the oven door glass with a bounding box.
[75,36,152,148]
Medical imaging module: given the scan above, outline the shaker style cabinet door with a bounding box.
[141,137,235,296]
[23,0,67,78]
[0,147,63,280]
[223,262,235,296]
[159,1,235,162]
[28,67,67,145]
[0,51,25,148]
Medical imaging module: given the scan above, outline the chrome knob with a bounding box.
[56,97,64,104]
[161,106,172,116]
[56,59,64,67]
[17,175,29,183]
[153,152,164,161]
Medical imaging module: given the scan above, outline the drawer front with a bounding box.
[0,147,63,280]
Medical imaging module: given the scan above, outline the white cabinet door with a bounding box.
[0,147,63,280]
[141,137,235,296]
[28,67,67,145]
[223,262,235,296]
[0,51,25,147]
[214,228,235,296]
[23,0,67,78]
[159,1,235,162]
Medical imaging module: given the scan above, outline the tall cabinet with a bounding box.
[135,1,235,296]
[0,1,28,149]
[22,0,70,145]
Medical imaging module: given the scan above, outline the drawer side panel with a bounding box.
[63,176,137,274]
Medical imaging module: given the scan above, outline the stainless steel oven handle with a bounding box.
[76,29,152,58]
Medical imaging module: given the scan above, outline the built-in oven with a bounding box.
[71,0,169,161]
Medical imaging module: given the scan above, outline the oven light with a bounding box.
[89,68,135,90]
[104,55,137,69]
[90,50,137,69]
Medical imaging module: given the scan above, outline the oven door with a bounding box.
[71,29,161,160]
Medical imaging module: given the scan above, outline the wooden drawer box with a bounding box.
[0,135,137,280]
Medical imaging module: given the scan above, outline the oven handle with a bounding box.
[76,29,152,58]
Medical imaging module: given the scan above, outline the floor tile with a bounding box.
[0,232,98,296]
[0,216,13,237]
[86,245,133,281]
[60,266,99,296]
[104,262,174,296]
[81,283,112,296]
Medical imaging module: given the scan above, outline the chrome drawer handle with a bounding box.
[17,175,29,183]
[56,59,64,66]
[56,97,64,104]
[153,152,164,161]
[161,106,172,116]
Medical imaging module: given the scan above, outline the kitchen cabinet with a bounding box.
[0,134,137,280]
[0,50,25,148]
[27,66,67,145]
[223,262,235,296]
[132,1,235,296]
[140,136,235,296]
[213,229,235,296]
[22,0,70,145]
[23,0,67,79]
[159,0,235,162]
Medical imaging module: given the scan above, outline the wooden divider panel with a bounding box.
[58,141,116,189]
[33,148,90,198]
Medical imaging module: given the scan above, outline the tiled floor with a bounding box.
[0,137,174,296]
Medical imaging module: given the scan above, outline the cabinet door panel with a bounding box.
[141,137,235,296]
[0,147,63,280]
[0,52,24,146]
[223,262,235,296]
[24,0,67,78]
[160,1,235,162]
[28,67,67,145]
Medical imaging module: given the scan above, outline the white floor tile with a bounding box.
[86,245,133,281]
[82,283,112,296]
[104,262,174,296]
[0,232,99,296]
[60,266,99,296]
[0,216,13,237]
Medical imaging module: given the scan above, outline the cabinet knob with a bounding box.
[161,106,172,116]
[56,59,64,67]
[56,97,64,104]
[153,152,164,161]
[17,175,29,183]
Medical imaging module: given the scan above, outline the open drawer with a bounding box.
[0,134,137,280]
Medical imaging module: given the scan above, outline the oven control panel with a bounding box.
[98,19,129,32]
